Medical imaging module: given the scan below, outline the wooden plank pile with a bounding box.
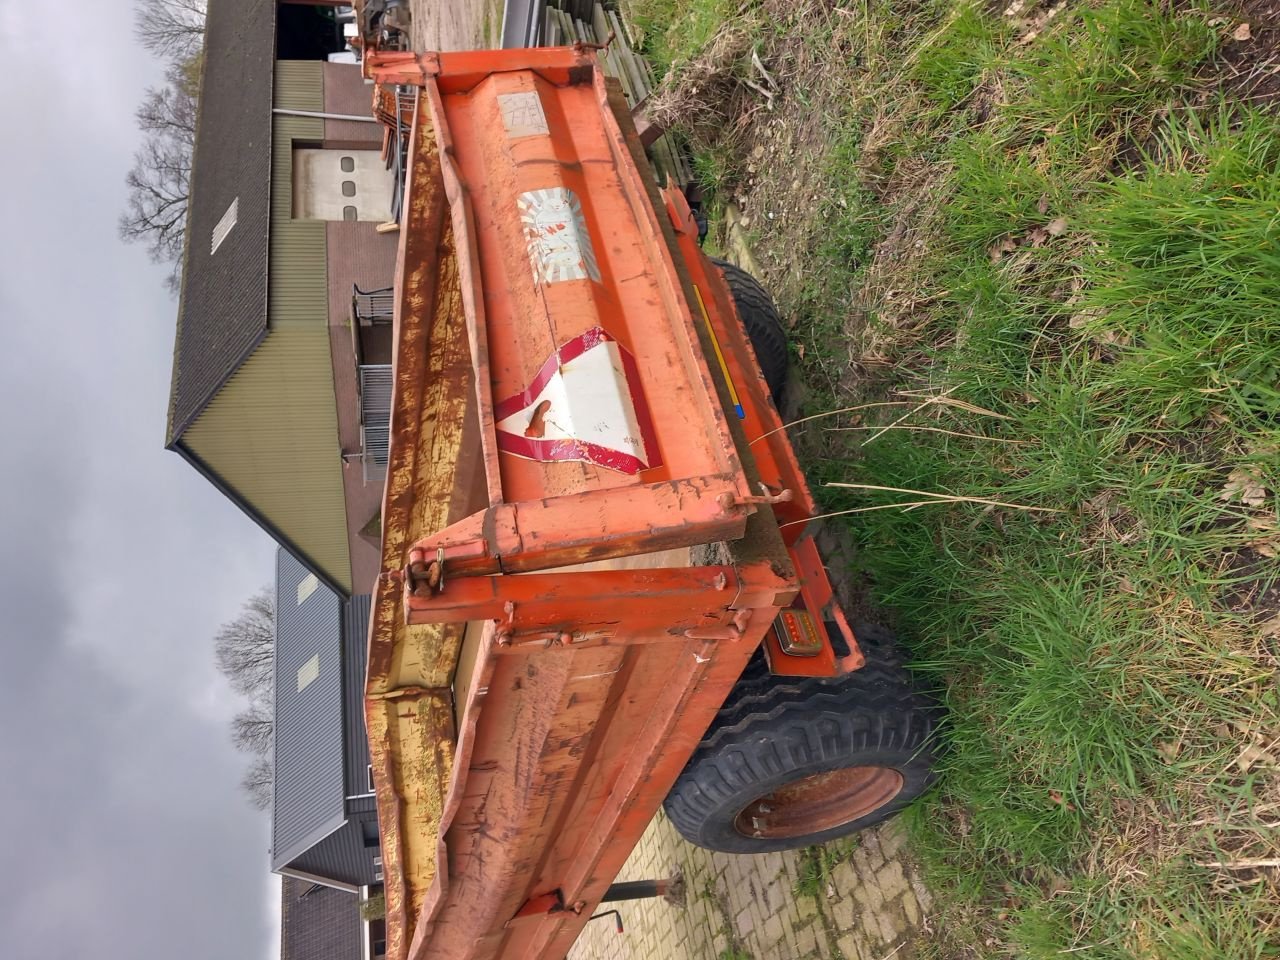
[540,1,693,186]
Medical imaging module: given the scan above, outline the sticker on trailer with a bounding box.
[493,327,660,475]
[498,92,549,139]
[518,188,601,285]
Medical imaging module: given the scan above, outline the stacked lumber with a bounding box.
[540,1,693,186]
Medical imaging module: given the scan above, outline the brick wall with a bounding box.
[327,221,398,593]
[322,62,383,148]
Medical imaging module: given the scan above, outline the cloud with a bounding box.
[0,5,279,958]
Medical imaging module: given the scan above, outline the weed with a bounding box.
[630,0,1280,952]
[792,840,857,900]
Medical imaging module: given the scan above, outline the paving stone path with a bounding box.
[569,811,931,960]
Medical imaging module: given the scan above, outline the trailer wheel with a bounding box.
[663,624,939,853]
[709,257,789,401]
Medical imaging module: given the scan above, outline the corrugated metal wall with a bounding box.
[291,809,382,888]
[183,61,353,593]
[273,549,347,870]
[344,596,374,798]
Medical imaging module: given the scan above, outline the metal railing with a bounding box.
[353,285,394,325]
[358,364,393,482]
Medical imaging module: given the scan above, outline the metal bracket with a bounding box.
[718,482,793,510]
[506,889,581,928]
[684,607,752,641]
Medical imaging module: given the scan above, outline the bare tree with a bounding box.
[134,0,208,62]
[213,587,275,701]
[120,139,191,291]
[232,700,275,757]
[119,58,201,293]
[135,65,198,149]
[214,587,276,808]
[241,755,274,812]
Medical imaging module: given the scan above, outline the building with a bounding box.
[167,0,400,597]
[273,548,381,892]
[281,875,387,960]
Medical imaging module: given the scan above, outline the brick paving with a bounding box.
[568,811,931,960]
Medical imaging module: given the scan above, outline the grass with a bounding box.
[792,839,859,900]
[628,0,1280,954]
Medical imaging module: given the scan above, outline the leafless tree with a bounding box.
[213,587,275,701]
[134,0,208,62]
[232,700,275,757]
[136,66,198,149]
[119,58,201,293]
[213,587,277,809]
[241,756,274,812]
[120,139,191,291]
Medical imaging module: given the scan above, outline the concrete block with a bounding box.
[878,821,907,859]
[876,860,908,900]
[902,890,920,926]
[829,894,856,931]
[837,932,863,960]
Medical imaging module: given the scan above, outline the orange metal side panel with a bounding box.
[417,48,754,519]
[405,558,793,960]
[662,188,819,542]
[364,48,810,960]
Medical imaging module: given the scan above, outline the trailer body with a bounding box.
[363,47,860,960]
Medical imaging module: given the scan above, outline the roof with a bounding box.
[166,0,277,443]
[280,876,362,960]
[272,548,347,871]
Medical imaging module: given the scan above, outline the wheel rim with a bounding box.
[733,766,905,840]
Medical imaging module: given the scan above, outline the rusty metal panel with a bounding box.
[365,49,807,960]
[364,98,476,960]
[424,55,749,510]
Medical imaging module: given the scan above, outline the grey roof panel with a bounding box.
[167,0,276,442]
[272,548,346,871]
[290,811,382,888]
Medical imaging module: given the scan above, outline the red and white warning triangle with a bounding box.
[493,327,659,476]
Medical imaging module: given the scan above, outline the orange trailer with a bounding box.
[361,45,937,960]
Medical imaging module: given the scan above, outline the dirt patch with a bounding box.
[407,0,502,51]
[1210,0,1280,106]
[1220,546,1280,623]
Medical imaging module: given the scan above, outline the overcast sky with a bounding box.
[0,4,281,958]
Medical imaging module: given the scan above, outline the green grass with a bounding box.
[792,839,858,900]
[631,0,1280,953]
[626,0,754,75]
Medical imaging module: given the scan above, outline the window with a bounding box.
[341,180,357,197]
[296,655,319,692]
[296,573,319,605]
[367,764,376,792]
[343,205,358,221]
[361,819,380,848]
[210,197,239,254]
[340,156,355,172]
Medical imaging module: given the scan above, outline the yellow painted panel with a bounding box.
[274,60,324,111]
[273,116,325,224]
[184,328,352,593]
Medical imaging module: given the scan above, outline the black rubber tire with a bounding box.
[709,256,789,401]
[663,623,940,853]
